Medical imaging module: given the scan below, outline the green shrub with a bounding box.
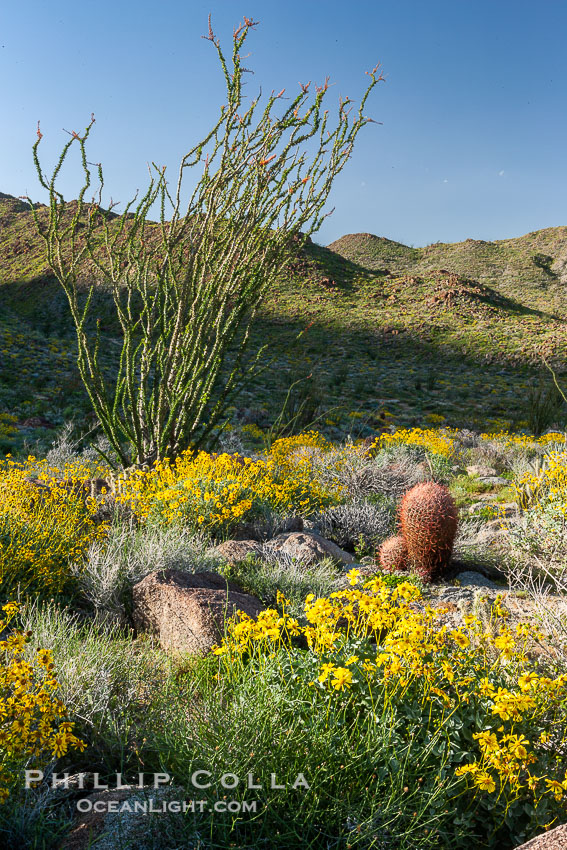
[206,575,567,848]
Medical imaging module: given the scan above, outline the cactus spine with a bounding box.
[378,535,409,573]
[398,482,458,582]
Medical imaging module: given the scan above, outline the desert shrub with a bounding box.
[0,602,85,803]
[216,424,246,456]
[303,440,371,497]
[118,434,339,536]
[44,421,115,475]
[373,428,457,484]
[377,427,456,459]
[507,507,567,576]
[452,429,482,450]
[0,457,107,599]
[315,497,394,552]
[425,450,455,480]
[466,439,511,472]
[504,449,567,664]
[310,439,427,501]
[73,523,219,623]
[220,548,339,613]
[17,601,168,773]
[505,516,567,667]
[366,445,431,494]
[210,575,567,847]
[153,652,463,849]
[512,448,567,513]
[475,431,566,473]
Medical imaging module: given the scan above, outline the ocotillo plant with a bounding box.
[27,16,383,469]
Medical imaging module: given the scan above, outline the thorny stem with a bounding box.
[27,17,383,469]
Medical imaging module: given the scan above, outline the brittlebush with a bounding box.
[0,458,108,597]
[213,573,567,835]
[376,427,457,459]
[118,433,338,534]
[0,602,86,801]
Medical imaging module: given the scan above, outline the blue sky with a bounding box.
[1,0,565,247]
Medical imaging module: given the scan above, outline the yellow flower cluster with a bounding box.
[481,431,566,448]
[537,432,567,445]
[213,577,567,809]
[0,602,85,802]
[0,414,18,438]
[118,433,336,532]
[376,427,456,458]
[513,450,567,514]
[267,431,330,464]
[0,457,108,595]
[456,667,567,799]
[241,423,265,441]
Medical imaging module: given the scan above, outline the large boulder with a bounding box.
[266,531,356,566]
[514,824,567,849]
[131,570,263,655]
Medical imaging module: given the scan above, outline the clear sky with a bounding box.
[1,0,565,247]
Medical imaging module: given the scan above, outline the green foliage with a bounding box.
[532,253,555,274]
[523,380,565,437]
[156,647,467,849]
[208,579,567,848]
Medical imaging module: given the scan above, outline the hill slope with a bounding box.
[328,228,567,316]
[1,191,567,454]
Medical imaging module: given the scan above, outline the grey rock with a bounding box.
[466,464,498,477]
[469,519,510,547]
[478,476,509,487]
[435,586,474,603]
[266,531,356,566]
[514,823,567,850]
[61,786,185,850]
[472,493,502,502]
[454,571,497,589]
[211,539,262,565]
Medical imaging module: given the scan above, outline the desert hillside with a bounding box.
[1,191,566,454]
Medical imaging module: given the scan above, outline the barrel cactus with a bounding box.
[399,482,458,582]
[378,535,409,573]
